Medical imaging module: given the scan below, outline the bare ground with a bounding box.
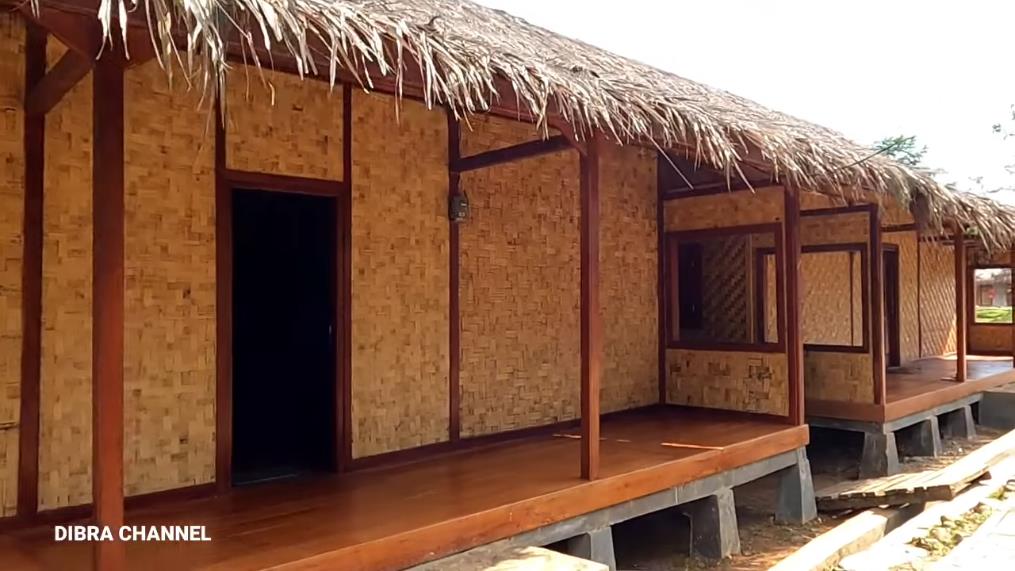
[610,425,1005,571]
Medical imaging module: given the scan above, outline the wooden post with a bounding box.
[954,229,967,381]
[1011,249,1015,369]
[447,111,461,442]
[580,135,602,480]
[17,23,46,520]
[783,184,804,425]
[870,205,887,405]
[92,53,126,571]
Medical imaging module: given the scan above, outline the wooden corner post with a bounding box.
[783,184,804,425]
[870,205,887,405]
[92,53,126,570]
[580,135,602,480]
[17,22,46,520]
[1011,249,1015,369]
[447,111,462,442]
[954,229,967,381]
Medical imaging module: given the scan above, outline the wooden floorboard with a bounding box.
[808,356,1015,424]
[885,356,1015,421]
[0,408,806,571]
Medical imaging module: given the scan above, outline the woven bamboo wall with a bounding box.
[800,211,868,246]
[764,254,778,343]
[225,68,344,181]
[696,236,750,342]
[666,349,788,415]
[664,189,785,414]
[599,143,658,413]
[804,351,874,403]
[885,232,920,363]
[800,252,856,346]
[663,186,784,231]
[920,241,957,356]
[123,62,216,495]
[39,39,93,510]
[0,14,24,518]
[800,191,840,210]
[351,91,449,457]
[970,325,1011,353]
[459,115,580,437]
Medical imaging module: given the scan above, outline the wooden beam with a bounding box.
[452,136,572,173]
[580,136,602,480]
[870,205,886,405]
[339,83,353,468]
[25,50,92,117]
[955,230,967,381]
[18,5,100,58]
[91,52,126,571]
[783,185,804,425]
[17,22,47,520]
[447,112,462,442]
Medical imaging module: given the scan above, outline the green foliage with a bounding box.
[976,306,1013,323]
[872,135,927,168]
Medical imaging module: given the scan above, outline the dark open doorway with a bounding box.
[883,247,901,368]
[232,189,337,485]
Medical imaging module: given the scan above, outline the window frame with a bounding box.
[969,265,1013,326]
[756,243,870,354]
[664,223,785,353]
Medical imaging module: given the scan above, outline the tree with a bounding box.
[871,135,927,168]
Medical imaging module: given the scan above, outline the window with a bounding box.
[757,244,868,352]
[665,225,783,351]
[973,268,1013,324]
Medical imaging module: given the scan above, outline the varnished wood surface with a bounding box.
[884,356,1015,421]
[0,408,806,571]
[808,356,1015,424]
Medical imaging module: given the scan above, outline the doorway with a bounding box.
[232,189,337,485]
[883,247,901,368]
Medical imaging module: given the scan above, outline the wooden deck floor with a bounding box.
[884,355,1015,421]
[0,407,807,571]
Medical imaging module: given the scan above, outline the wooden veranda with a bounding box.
[0,407,807,571]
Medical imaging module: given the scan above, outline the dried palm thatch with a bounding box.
[59,0,1015,247]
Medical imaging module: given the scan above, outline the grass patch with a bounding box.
[976,306,1013,324]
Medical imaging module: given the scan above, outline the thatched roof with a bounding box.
[85,0,1015,247]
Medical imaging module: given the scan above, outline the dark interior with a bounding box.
[232,189,337,485]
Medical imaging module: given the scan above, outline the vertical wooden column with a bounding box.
[447,112,461,442]
[92,53,126,571]
[580,136,602,480]
[954,229,967,381]
[17,23,46,520]
[783,184,804,425]
[1010,249,1015,369]
[869,205,886,405]
[656,153,667,404]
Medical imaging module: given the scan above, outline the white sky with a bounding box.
[474,0,1015,203]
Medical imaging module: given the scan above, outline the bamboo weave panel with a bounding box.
[225,67,344,181]
[123,61,216,495]
[459,115,580,437]
[350,92,450,458]
[666,349,788,416]
[920,242,957,356]
[599,143,658,413]
[38,39,93,510]
[0,14,24,517]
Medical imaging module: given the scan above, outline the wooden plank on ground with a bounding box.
[817,429,1015,511]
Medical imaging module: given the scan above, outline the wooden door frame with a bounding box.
[214,145,351,491]
[883,244,902,368]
